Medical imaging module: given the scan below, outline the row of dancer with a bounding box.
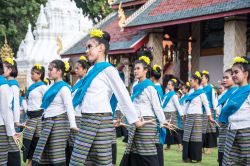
[0,29,173,166]
[217,56,250,165]
[0,27,249,166]
[159,56,250,165]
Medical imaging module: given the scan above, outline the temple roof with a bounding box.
[112,0,147,9]
[125,0,250,30]
[62,9,148,57]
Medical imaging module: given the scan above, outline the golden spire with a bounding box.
[56,36,63,55]
[0,35,14,59]
[118,2,126,31]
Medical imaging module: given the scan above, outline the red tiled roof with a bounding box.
[103,16,139,42]
[149,0,232,16]
[125,0,250,29]
[112,0,147,9]
[62,10,148,57]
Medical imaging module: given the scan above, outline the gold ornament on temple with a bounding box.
[0,36,14,60]
[56,36,63,55]
[118,2,126,31]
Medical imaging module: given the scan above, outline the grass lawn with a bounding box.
[116,138,218,166]
[22,138,218,166]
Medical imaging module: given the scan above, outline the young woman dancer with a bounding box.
[182,71,214,163]
[179,82,191,139]
[163,78,184,151]
[70,29,146,166]
[201,70,218,153]
[22,64,47,166]
[32,60,78,165]
[219,56,250,165]
[65,56,90,165]
[120,56,166,166]
[0,58,19,165]
[217,69,237,166]
[150,64,166,166]
[151,64,164,100]
[3,57,21,166]
[19,89,27,124]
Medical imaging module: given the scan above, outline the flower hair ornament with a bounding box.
[34,63,42,70]
[89,28,104,38]
[233,56,248,64]
[171,78,177,84]
[3,57,14,65]
[44,78,49,84]
[195,71,202,79]
[79,56,87,61]
[153,64,161,71]
[186,81,190,87]
[202,70,209,75]
[139,56,150,65]
[64,61,70,72]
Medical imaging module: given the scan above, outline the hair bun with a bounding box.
[153,64,161,73]
[89,28,110,43]
[79,56,87,61]
[102,31,111,43]
[233,56,250,65]
[64,61,71,73]
[139,56,151,65]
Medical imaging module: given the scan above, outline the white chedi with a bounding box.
[16,0,92,87]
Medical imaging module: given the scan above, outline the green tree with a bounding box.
[74,0,113,24]
[0,0,47,55]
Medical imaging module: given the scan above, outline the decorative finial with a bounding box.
[0,36,14,59]
[118,2,126,31]
[56,36,63,55]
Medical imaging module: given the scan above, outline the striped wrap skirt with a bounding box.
[8,132,20,166]
[70,113,114,166]
[218,123,228,166]
[32,113,70,165]
[182,114,203,161]
[68,116,81,147]
[120,117,159,166]
[203,109,217,148]
[164,112,182,145]
[202,113,208,134]
[22,116,42,162]
[66,116,81,166]
[0,125,8,166]
[222,127,250,166]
